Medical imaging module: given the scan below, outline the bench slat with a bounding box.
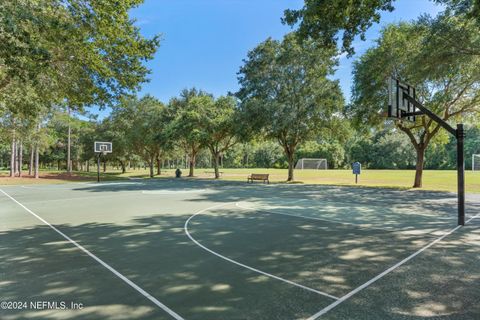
[250,174,269,179]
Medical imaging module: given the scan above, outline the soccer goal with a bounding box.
[473,154,480,171]
[295,158,328,170]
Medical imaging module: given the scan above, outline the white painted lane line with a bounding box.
[235,202,395,232]
[23,193,140,204]
[20,185,84,190]
[184,203,339,300]
[306,212,480,320]
[0,189,184,320]
[19,181,143,190]
[85,182,142,186]
[142,189,206,195]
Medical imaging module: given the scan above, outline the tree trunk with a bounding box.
[34,144,39,179]
[213,152,220,179]
[29,145,34,175]
[10,137,15,177]
[13,140,18,176]
[18,142,23,177]
[156,157,161,175]
[87,161,90,172]
[120,161,126,174]
[103,160,106,173]
[189,154,196,177]
[287,152,295,182]
[149,157,154,178]
[413,147,426,188]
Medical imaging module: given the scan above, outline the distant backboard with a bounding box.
[94,141,112,154]
[388,78,416,122]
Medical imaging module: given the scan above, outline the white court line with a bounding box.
[142,189,206,195]
[306,212,480,320]
[20,185,87,190]
[23,193,140,204]
[20,182,143,190]
[85,182,142,186]
[0,189,184,320]
[235,203,395,232]
[184,203,339,300]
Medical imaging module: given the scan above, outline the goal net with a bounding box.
[295,158,328,170]
[473,154,480,171]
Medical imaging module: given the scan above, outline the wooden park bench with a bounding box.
[247,173,269,184]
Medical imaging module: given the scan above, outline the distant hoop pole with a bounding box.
[97,153,101,183]
[94,142,112,183]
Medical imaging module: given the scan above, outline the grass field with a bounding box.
[1,168,479,194]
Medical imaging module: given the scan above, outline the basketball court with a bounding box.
[1,179,479,319]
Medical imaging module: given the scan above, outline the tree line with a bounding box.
[1,0,479,187]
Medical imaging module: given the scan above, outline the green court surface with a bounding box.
[1,179,479,319]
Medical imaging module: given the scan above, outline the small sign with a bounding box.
[352,162,361,184]
[352,162,361,175]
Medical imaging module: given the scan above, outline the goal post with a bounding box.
[473,154,480,171]
[295,158,328,170]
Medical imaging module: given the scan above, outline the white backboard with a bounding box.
[94,141,112,153]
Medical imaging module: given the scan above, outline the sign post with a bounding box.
[352,162,361,184]
[97,153,101,183]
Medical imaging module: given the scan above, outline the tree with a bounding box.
[349,21,480,187]
[347,131,416,169]
[112,96,167,178]
[283,0,395,55]
[0,0,160,178]
[200,96,239,179]
[169,89,212,177]
[0,0,160,112]
[237,33,344,181]
[283,0,479,55]
[415,12,480,76]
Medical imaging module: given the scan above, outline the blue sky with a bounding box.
[126,0,444,107]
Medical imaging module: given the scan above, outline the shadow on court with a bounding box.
[2,179,479,319]
[0,213,331,320]
[75,178,480,227]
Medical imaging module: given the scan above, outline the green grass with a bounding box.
[1,168,479,193]
[205,168,479,194]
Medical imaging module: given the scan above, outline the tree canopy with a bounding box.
[0,0,160,117]
[237,33,344,181]
[283,0,395,55]
[284,0,480,55]
[349,20,480,187]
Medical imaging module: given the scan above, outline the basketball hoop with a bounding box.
[94,141,112,154]
[94,141,112,182]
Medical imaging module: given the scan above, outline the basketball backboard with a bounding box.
[388,78,416,122]
[94,141,112,154]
